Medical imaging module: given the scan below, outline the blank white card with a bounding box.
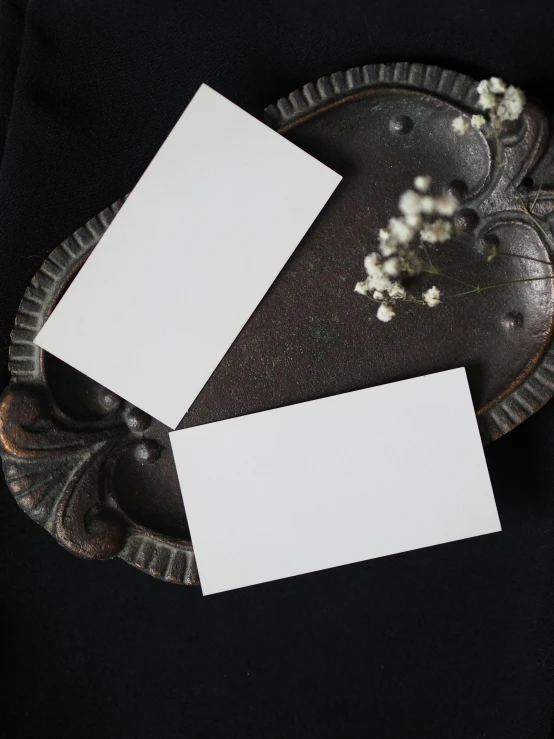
[35,84,341,428]
[170,369,501,595]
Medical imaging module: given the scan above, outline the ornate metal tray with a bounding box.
[3,62,554,585]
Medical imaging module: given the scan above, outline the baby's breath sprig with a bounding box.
[354,176,458,321]
[355,77,553,323]
[451,77,525,137]
[451,77,526,167]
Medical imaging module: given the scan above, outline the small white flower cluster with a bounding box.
[423,285,441,307]
[355,176,452,321]
[451,114,486,136]
[452,77,525,136]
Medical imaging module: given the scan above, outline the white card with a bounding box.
[169,368,500,595]
[34,84,341,428]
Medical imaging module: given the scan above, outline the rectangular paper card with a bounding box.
[35,84,341,428]
[170,368,501,595]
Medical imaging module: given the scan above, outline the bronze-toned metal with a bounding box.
[3,62,554,584]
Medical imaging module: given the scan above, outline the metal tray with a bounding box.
[3,62,554,584]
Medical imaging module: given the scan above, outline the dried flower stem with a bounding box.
[493,131,504,169]
[443,274,554,301]
[421,266,478,290]
[531,184,543,211]
[507,177,554,251]
[496,251,553,267]
[370,272,554,309]
[420,243,435,271]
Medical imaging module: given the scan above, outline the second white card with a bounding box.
[170,368,501,596]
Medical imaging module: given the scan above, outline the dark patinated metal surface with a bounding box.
[3,62,554,584]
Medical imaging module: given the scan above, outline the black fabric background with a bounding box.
[2,1,554,737]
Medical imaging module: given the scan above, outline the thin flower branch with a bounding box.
[531,183,543,212]
[505,177,554,252]
[354,76,552,322]
[442,274,554,301]
[421,268,478,290]
[495,251,553,267]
